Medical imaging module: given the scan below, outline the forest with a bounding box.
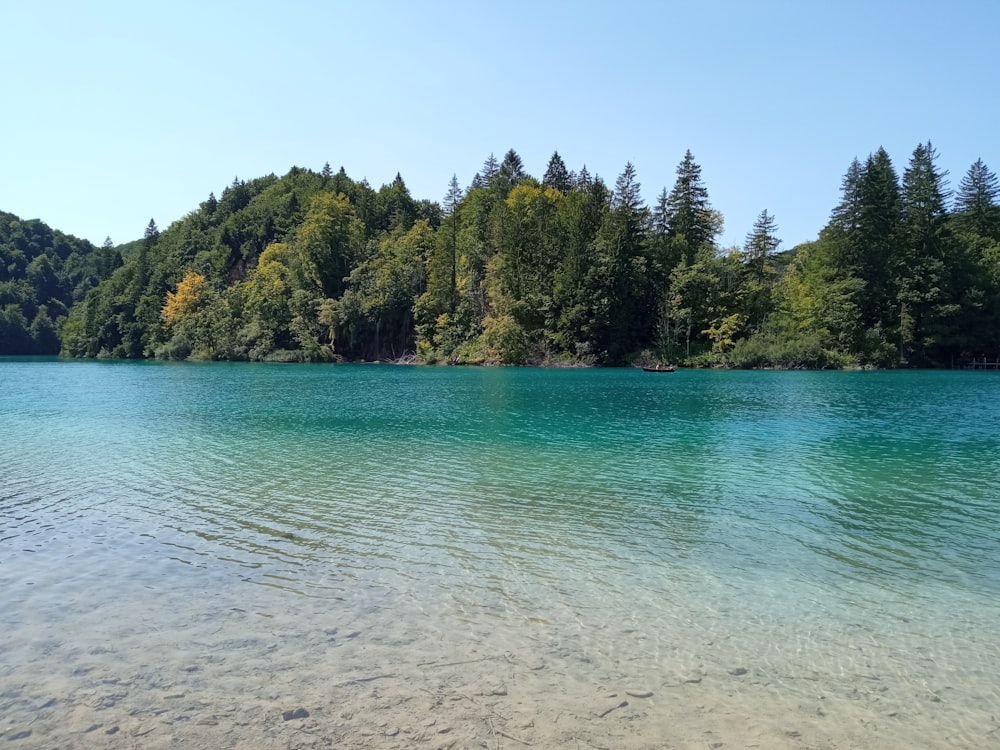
[2,143,999,367]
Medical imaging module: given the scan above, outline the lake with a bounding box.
[2,359,999,748]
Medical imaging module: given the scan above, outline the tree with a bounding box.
[494,149,526,195]
[954,158,1000,239]
[858,147,901,332]
[144,218,160,244]
[441,173,464,289]
[741,210,781,333]
[897,141,955,363]
[296,192,365,297]
[480,153,499,184]
[162,270,208,330]
[341,220,431,359]
[583,163,650,362]
[818,149,901,359]
[665,150,717,262]
[542,151,572,193]
[29,305,60,353]
[743,210,780,276]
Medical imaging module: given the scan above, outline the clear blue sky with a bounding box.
[2,0,997,251]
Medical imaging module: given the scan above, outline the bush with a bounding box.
[725,333,854,369]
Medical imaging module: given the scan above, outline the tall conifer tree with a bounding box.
[955,158,1000,238]
[542,151,572,193]
[898,141,954,362]
[665,150,716,262]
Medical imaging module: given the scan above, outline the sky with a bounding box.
[2,0,998,251]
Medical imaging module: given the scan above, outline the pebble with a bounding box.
[626,690,653,698]
[282,708,309,721]
[729,667,748,676]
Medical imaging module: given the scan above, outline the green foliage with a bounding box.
[0,142,986,369]
[664,150,717,262]
[0,212,102,353]
[724,332,854,369]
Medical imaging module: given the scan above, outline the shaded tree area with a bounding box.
[0,212,111,354]
[18,144,1000,367]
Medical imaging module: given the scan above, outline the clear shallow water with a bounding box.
[2,359,999,748]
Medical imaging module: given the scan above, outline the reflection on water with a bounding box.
[2,360,1000,747]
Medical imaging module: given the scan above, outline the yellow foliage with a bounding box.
[162,271,207,329]
[703,313,747,353]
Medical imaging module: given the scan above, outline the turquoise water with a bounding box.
[2,359,999,748]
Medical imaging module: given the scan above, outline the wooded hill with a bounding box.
[4,144,999,367]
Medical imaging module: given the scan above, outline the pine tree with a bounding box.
[857,147,901,329]
[542,151,571,193]
[954,158,1000,238]
[651,188,670,235]
[144,218,159,245]
[819,150,900,357]
[665,150,716,262]
[828,158,864,244]
[741,210,780,334]
[585,163,650,362]
[898,141,955,362]
[495,149,525,194]
[743,209,780,278]
[444,174,463,217]
[481,153,499,182]
[613,162,643,214]
[443,174,463,295]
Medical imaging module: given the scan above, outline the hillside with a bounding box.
[7,144,999,367]
[0,213,116,354]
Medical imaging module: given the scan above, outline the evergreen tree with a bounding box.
[857,147,901,331]
[818,151,899,359]
[743,210,780,276]
[898,141,955,362]
[613,162,643,214]
[665,150,716,262]
[481,153,499,183]
[584,163,650,362]
[442,174,462,300]
[144,218,160,245]
[444,174,463,217]
[647,186,681,323]
[495,149,525,194]
[954,158,1000,238]
[828,158,864,243]
[542,151,572,193]
[741,210,780,333]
